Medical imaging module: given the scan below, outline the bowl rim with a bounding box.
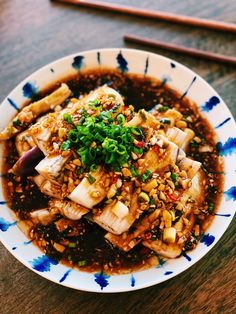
[0,47,236,293]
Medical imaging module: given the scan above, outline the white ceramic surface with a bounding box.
[0,48,236,293]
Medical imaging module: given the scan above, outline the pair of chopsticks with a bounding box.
[53,0,236,65]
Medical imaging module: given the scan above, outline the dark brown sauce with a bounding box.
[2,68,223,273]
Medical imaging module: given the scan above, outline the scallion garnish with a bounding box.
[160,118,171,125]
[86,173,96,184]
[171,173,178,183]
[132,146,143,155]
[174,210,182,222]
[68,242,77,248]
[61,140,71,151]
[131,127,141,136]
[117,114,126,125]
[76,167,84,175]
[63,113,74,124]
[68,130,79,143]
[62,112,142,171]
[130,165,139,177]
[149,198,155,205]
[88,99,102,110]
[208,202,214,213]
[90,164,98,172]
[141,170,152,182]
[157,105,169,112]
[13,118,24,127]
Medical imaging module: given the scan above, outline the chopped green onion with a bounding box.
[68,130,80,143]
[61,112,138,170]
[141,170,152,182]
[132,146,143,155]
[116,144,127,155]
[160,118,171,125]
[149,198,155,205]
[171,173,178,183]
[61,140,71,151]
[63,113,73,124]
[86,173,96,184]
[130,165,139,177]
[90,164,98,172]
[131,127,141,136]
[109,103,121,113]
[157,105,169,112]
[76,167,84,175]
[68,242,77,248]
[117,114,126,125]
[78,260,87,267]
[174,210,182,222]
[13,119,24,127]
[138,192,150,203]
[88,99,102,110]
[97,111,114,123]
[102,138,117,152]
[94,132,104,143]
[208,202,214,213]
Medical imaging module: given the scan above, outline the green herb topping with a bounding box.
[157,105,169,112]
[78,260,87,267]
[63,113,74,125]
[61,140,71,151]
[208,202,214,213]
[88,99,102,110]
[160,118,171,125]
[141,169,152,182]
[171,173,178,183]
[86,173,96,184]
[13,119,24,127]
[61,110,143,171]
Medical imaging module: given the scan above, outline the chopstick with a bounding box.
[54,0,236,33]
[124,34,236,65]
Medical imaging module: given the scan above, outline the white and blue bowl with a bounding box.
[0,48,236,292]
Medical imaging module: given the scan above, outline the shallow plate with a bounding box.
[0,48,236,293]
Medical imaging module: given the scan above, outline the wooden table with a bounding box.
[0,0,235,313]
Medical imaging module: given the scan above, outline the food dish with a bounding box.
[0,48,235,292]
[0,70,223,273]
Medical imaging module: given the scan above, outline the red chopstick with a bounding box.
[124,34,236,65]
[54,0,236,33]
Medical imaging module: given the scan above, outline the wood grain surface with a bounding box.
[0,0,235,313]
